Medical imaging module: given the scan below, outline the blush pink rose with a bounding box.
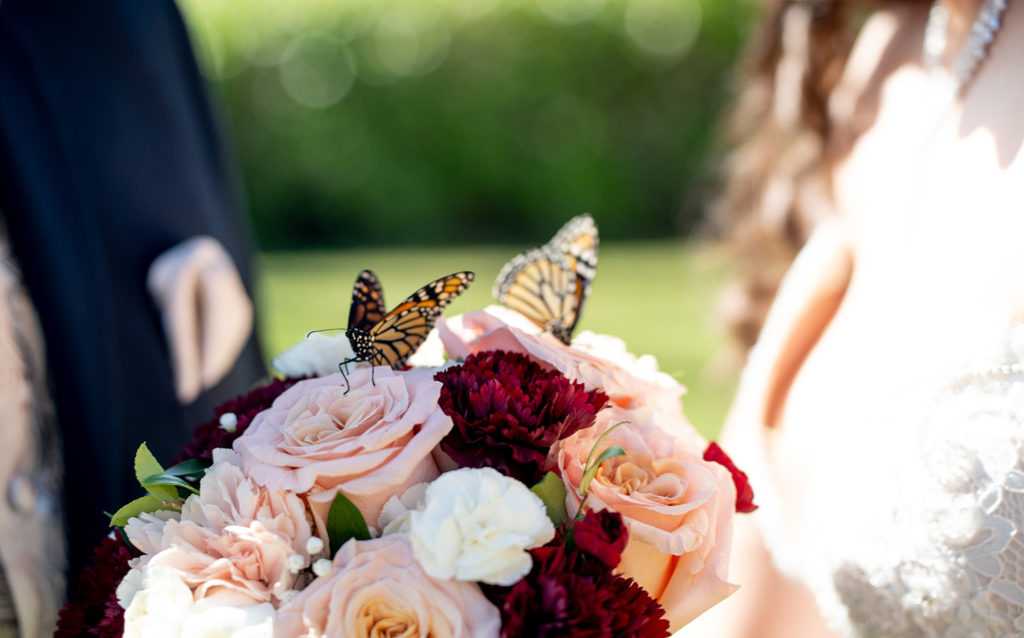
[557,406,738,631]
[275,535,501,638]
[439,307,684,414]
[123,448,315,605]
[233,367,452,530]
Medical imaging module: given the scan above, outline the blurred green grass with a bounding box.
[257,240,735,438]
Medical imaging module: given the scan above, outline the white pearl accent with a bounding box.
[286,554,305,574]
[312,559,333,578]
[306,536,325,555]
[218,412,238,432]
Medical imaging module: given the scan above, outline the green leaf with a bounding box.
[531,471,568,527]
[134,443,164,485]
[109,495,173,528]
[164,459,211,478]
[579,445,626,498]
[581,421,628,474]
[133,444,179,502]
[142,479,180,503]
[140,473,200,496]
[576,420,630,499]
[327,491,371,555]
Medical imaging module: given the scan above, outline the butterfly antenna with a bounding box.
[307,328,347,338]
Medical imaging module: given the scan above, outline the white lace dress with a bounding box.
[732,301,1024,637]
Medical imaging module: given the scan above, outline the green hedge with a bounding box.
[181,0,753,248]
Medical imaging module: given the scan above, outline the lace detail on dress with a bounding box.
[819,327,1024,637]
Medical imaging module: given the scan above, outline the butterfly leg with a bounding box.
[338,359,353,395]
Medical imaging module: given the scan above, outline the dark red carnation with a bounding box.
[487,545,670,638]
[175,376,305,464]
[703,441,758,513]
[572,508,628,568]
[55,534,139,638]
[434,351,607,485]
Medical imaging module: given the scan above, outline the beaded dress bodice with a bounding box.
[734,317,1024,637]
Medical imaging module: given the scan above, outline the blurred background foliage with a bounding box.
[179,0,753,248]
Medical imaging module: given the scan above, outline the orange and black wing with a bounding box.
[348,270,386,334]
[368,271,475,368]
[493,214,598,343]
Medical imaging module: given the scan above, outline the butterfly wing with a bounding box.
[493,214,598,343]
[348,270,386,333]
[493,248,575,331]
[547,213,597,331]
[368,271,475,368]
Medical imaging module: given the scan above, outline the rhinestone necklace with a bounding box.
[923,0,1011,94]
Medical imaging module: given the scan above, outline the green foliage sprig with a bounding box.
[108,444,210,528]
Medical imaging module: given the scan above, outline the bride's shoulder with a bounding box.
[827,3,928,131]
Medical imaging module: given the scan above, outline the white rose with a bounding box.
[183,595,276,638]
[122,564,276,638]
[409,467,554,586]
[115,560,145,610]
[405,328,448,368]
[571,329,679,391]
[271,332,355,377]
[121,565,194,638]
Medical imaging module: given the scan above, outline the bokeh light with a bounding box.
[625,0,702,63]
[178,0,754,248]
[279,34,357,108]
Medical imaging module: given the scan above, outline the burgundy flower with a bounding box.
[489,545,670,638]
[703,441,758,513]
[434,351,608,486]
[174,376,304,464]
[55,535,139,638]
[573,509,628,568]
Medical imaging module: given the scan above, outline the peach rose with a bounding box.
[557,406,737,631]
[275,535,501,638]
[438,307,684,413]
[122,448,315,606]
[233,367,452,530]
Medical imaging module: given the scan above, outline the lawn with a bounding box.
[257,240,737,438]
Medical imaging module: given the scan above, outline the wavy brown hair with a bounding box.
[717,0,868,352]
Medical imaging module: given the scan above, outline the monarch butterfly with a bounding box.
[339,269,475,391]
[493,214,598,345]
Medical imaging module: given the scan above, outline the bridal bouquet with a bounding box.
[56,216,755,637]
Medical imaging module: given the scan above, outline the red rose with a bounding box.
[703,441,758,513]
[573,508,629,568]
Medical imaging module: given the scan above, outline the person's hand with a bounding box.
[147,236,253,404]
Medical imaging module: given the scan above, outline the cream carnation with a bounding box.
[438,307,685,413]
[275,535,501,638]
[557,406,737,630]
[233,367,452,531]
[271,331,356,378]
[123,448,315,605]
[409,467,555,586]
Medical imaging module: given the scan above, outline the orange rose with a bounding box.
[557,406,738,631]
